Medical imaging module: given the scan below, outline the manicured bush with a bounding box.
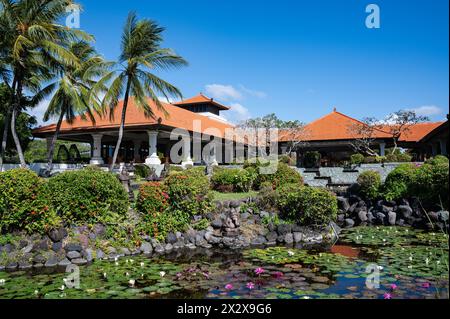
[396,153,413,162]
[275,183,338,225]
[136,182,169,214]
[383,164,416,201]
[211,168,257,192]
[357,170,381,200]
[165,169,212,216]
[0,169,60,234]
[134,164,150,178]
[425,155,449,166]
[350,154,365,165]
[303,151,321,168]
[254,162,303,190]
[44,168,129,224]
[411,161,449,209]
[279,155,292,165]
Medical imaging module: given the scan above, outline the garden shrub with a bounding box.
[44,168,128,224]
[278,155,292,165]
[396,153,413,162]
[211,168,257,192]
[357,170,381,200]
[425,155,449,166]
[303,151,321,168]
[253,162,303,190]
[275,183,338,225]
[0,169,60,234]
[350,154,364,165]
[136,182,169,214]
[134,164,150,178]
[411,161,449,209]
[165,170,212,216]
[383,163,416,201]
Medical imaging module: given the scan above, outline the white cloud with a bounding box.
[239,85,267,99]
[157,96,175,103]
[222,103,251,124]
[205,84,243,101]
[407,105,442,117]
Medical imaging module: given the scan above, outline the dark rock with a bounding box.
[337,197,350,212]
[358,211,368,223]
[251,236,267,246]
[293,232,303,242]
[277,224,292,235]
[388,212,397,225]
[154,244,165,254]
[437,211,449,223]
[367,211,375,223]
[18,262,32,270]
[33,254,47,264]
[265,231,278,242]
[383,200,397,207]
[211,219,223,229]
[77,234,89,249]
[284,233,294,244]
[337,214,345,223]
[229,200,240,208]
[428,211,439,222]
[277,235,285,243]
[45,256,58,267]
[58,258,71,267]
[52,242,63,252]
[71,258,87,266]
[348,203,358,214]
[48,227,68,242]
[96,249,105,259]
[33,239,49,251]
[259,211,270,219]
[164,243,173,252]
[21,243,33,254]
[83,248,94,262]
[375,212,386,225]
[64,243,82,252]
[139,242,153,254]
[166,232,177,244]
[240,212,250,220]
[396,219,405,226]
[6,262,18,270]
[19,239,29,249]
[345,219,355,228]
[381,205,393,214]
[67,251,81,260]
[397,205,413,219]
[267,223,276,232]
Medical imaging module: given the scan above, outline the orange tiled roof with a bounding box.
[173,93,230,110]
[279,109,443,143]
[32,97,235,139]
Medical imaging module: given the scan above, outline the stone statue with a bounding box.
[118,167,133,200]
[145,166,159,182]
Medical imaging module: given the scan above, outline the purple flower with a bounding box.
[254,267,265,276]
[225,284,233,290]
[384,293,392,299]
[421,282,430,289]
[246,282,255,290]
[390,284,398,290]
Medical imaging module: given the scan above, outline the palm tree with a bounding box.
[0,0,92,167]
[94,12,187,171]
[43,41,109,174]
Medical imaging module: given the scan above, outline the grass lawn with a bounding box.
[211,190,258,201]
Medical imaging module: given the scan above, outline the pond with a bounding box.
[0,226,448,299]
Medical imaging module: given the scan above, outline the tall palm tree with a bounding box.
[0,0,92,167]
[94,12,188,171]
[43,41,109,174]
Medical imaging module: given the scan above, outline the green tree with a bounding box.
[94,12,187,171]
[0,0,92,167]
[43,41,108,173]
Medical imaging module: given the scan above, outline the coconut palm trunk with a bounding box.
[46,110,66,173]
[11,81,26,168]
[0,78,17,171]
[109,76,132,171]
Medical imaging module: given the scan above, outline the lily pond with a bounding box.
[0,226,448,299]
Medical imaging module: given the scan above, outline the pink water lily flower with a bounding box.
[225,284,233,290]
[421,282,430,289]
[246,282,255,290]
[254,267,265,276]
[384,293,392,299]
[390,284,398,290]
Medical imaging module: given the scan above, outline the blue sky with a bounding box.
[35,0,449,124]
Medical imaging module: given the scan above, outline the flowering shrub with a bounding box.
[136,182,169,214]
[357,170,381,200]
[44,168,128,224]
[275,183,338,225]
[0,169,60,234]
[165,169,212,216]
[211,168,257,192]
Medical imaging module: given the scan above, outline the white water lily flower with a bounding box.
[409,256,413,261]
[34,290,39,295]
[159,271,166,277]
[103,272,107,278]
[115,262,119,266]
[125,259,129,263]
[408,265,413,269]
[141,274,144,278]
[60,285,65,291]
[129,279,135,287]
[377,266,384,270]
[425,258,429,265]
[437,260,441,265]
[140,262,145,267]
[288,251,295,256]
[114,257,118,262]
[0,279,5,285]
[126,272,130,277]
[303,296,311,299]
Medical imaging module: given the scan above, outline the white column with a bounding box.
[90,134,104,165]
[210,143,218,166]
[145,131,161,165]
[439,139,447,156]
[379,142,386,157]
[181,134,194,167]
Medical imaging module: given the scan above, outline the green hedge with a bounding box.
[253,162,303,190]
[134,164,151,178]
[350,154,365,165]
[357,171,382,200]
[211,168,257,192]
[383,163,416,201]
[44,168,129,224]
[275,183,338,225]
[0,169,60,234]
